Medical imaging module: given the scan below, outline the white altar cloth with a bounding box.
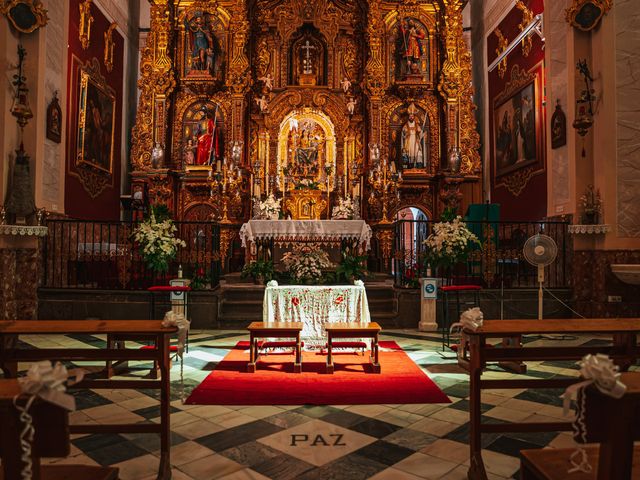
[263,283,371,347]
[240,220,372,251]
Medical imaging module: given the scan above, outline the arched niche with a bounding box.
[276,108,337,191]
[288,23,328,86]
[179,100,225,169]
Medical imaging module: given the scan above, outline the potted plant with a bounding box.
[132,205,186,276]
[241,259,275,284]
[336,248,368,283]
[190,263,211,290]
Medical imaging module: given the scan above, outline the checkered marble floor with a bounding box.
[13,330,619,480]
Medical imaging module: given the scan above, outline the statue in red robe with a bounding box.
[196,118,219,165]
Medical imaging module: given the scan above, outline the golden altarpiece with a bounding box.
[129,0,481,267]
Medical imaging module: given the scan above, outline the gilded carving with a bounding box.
[256,36,271,78]
[103,22,117,73]
[494,28,508,79]
[501,166,536,197]
[78,0,93,50]
[516,1,533,57]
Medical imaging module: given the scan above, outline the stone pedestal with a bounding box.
[0,225,48,320]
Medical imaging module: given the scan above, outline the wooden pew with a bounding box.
[0,379,119,480]
[457,318,640,480]
[519,372,640,479]
[0,320,177,480]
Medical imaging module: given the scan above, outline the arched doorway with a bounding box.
[395,206,430,285]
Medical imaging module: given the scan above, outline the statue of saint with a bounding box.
[196,117,220,165]
[188,15,214,75]
[401,104,427,168]
[399,19,426,76]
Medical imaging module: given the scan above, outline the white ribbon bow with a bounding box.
[354,280,364,287]
[449,307,484,333]
[449,308,484,360]
[162,311,191,357]
[561,353,626,416]
[267,280,278,287]
[18,361,83,412]
[560,353,627,474]
[14,361,83,480]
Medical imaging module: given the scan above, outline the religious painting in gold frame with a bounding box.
[76,64,116,175]
[492,64,544,180]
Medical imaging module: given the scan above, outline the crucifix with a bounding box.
[301,40,315,75]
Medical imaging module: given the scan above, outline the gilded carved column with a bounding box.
[364,0,385,148]
[227,0,251,150]
[130,0,176,172]
[439,0,480,176]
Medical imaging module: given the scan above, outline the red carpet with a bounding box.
[186,341,450,405]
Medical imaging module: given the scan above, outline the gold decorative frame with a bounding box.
[565,0,613,32]
[79,0,93,50]
[1,0,48,34]
[76,59,116,175]
[103,22,117,73]
[492,64,545,196]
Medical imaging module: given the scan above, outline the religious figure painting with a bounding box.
[76,68,115,174]
[181,102,223,168]
[396,17,429,82]
[183,11,222,79]
[493,77,539,177]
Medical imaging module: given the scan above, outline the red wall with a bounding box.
[487,0,546,221]
[65,0,124,220]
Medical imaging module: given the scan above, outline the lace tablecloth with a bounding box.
[263,283,371,348]
[240,220,372,251]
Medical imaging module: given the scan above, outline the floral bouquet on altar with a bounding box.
[422,215,480,274]
[332,195,358,220]
[255,194,281,220]
[294,178,320,190]
[282,244,335,283]
[132,207,186,273]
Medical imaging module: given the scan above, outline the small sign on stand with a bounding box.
[419,277,438,332]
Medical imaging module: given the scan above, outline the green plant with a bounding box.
[336,249,369,282]
[241,259,275,282]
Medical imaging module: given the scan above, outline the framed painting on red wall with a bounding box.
[76,60,116,174]
[493,64,543,179]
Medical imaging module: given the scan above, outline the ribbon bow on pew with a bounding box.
[14,361,84,480]
[560,353,627,474]
[449,307,484,360]
[162,310,191,402]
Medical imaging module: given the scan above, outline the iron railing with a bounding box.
[392,219,570,288]
[43,219,221,290]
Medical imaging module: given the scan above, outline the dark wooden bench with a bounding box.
[459,318,640,480]
[0,379,119,480]
[0,320,177,480]
[325,322,381,374]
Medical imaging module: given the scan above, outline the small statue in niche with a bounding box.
[400,104,428,169]
[187,14,215,76]
[255,95,268,113]
[398,18,426,78]
[258,73,273,93]
[184,138,196,165]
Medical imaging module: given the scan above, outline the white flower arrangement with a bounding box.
[294,178,320,190]
[256,194,281,220]
[423,216,480,269]
[332,195,358,220]
[282,244,334,283]
[132,212,186,273]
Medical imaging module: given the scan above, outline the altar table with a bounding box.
[240,219,373,251]
[263,284,371,347]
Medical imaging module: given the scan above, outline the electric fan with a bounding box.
[523,233,558,319]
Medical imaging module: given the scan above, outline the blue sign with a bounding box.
[421,278,438,300]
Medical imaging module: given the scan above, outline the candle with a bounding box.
[216,160,221,172]
[255,184,261,198]
[391,161,396,173]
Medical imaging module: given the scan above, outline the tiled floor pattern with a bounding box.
[13,330,616,480]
